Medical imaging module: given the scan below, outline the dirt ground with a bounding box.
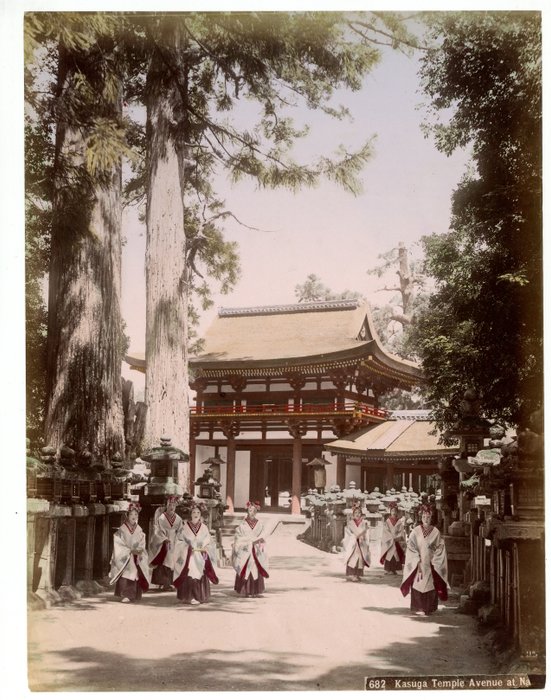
[27,522,497,692]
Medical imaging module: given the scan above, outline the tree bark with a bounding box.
[44,44,125,463]
[396,241,413,324]
[144,34,190,489]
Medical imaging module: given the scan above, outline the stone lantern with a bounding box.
[443,390,491,586]
[306,456,330,494]
[141,436,188,499]
[364,494,380,514]
[342,481,365,509]
[325,485,347,549]
[195,466,221,501]
[201,454,225,483]
[445,389,491,474]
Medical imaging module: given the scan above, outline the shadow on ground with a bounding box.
[28,614,489,692]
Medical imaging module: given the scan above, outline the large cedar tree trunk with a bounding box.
[144,37,190,488]
[44,45,125,463]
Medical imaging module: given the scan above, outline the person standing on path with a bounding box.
[109,502,151,603]
[149,495,184,591]
[232,501,269,597]
[379,502,406,575]
[400,504,449,616]
[342,502,370,582]
[173,503,219,605]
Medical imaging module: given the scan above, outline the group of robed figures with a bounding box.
[109,493,448,616]
[108,498,269,605]
[342,500,449,616]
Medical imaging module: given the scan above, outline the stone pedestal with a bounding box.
[27,499,51,609]
[32,504,71,607]
[492,520,545,667]
[510,472,544,521]
[74,506,105,594]
[91,507,111,581]
[330,513,346,548]
[57,513,81,602]
[444,533,471,587]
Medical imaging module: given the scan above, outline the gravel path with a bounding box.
[27,522,495,692]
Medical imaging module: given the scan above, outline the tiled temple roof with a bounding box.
[325,419,457,460]
[125,300,423,386]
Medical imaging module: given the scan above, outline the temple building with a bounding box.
[325,410,457,493]
[186,299,424,514]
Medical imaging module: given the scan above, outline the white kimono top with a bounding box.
[232,517,269,581]
[342,517,370,568]
[400,524,449,599]
[148,508,184,570]
[173,520,218,584]
[380,515,406,565]
[109,521,151,587]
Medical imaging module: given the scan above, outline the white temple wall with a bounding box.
[234,451,251,508]
[322,451,337,487]
[346,463,362,489]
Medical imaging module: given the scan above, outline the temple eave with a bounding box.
[190,347,422,385]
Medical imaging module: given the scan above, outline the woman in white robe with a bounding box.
[400,504,449,615]
[379,503,406,574]
[173,504,218,605]
[342,503,370,581]
[109,502,151,603]
[232,501,269,597]
[148,495,184,590]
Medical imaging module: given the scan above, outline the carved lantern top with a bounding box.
[142,436,189,464]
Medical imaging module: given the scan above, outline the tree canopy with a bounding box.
[412,11,542,429]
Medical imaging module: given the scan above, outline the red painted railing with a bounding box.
[190,401,388,419]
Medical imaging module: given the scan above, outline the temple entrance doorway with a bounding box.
[248,445,319,511]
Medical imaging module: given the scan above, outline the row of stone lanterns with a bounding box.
[300,481,440,552]
[439,389,544,669]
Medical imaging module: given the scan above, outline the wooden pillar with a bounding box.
[336,454,346,489]
[385,463,394,491]
[226,436,236,513]
[292,436,302,515]
[189,433,196,484]
[269,460,279,508]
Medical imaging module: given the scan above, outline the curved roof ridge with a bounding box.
[361,302,419,370]
[219,299,360,317]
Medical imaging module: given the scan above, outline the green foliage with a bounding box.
[294,274,362,303]
[85,118,136,177]
[25,121,54,447]
[184,201,242,350]
[366,243,428,362]
[414,11,542,428]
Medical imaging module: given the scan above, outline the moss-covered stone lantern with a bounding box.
[141,436,188,499]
